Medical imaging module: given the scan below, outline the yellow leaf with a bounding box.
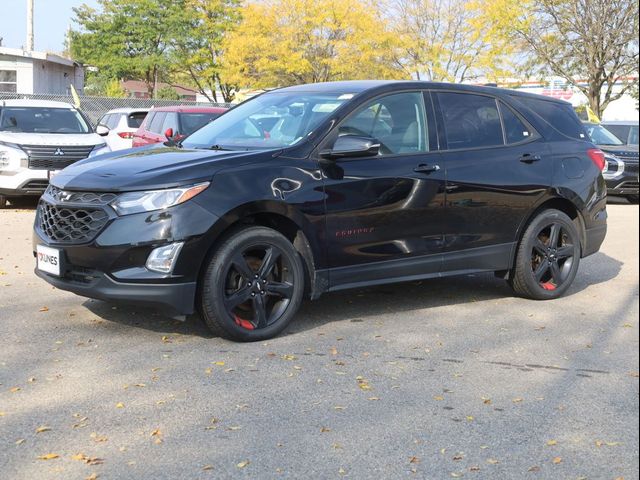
[237,460,250,468]
[552,457,562,464]
[9,387,20,393]
[35,426,51,433]
[213,361,225,366]
[37,453,59,460]
[85,474,98,480]
[487,459,500,465]
[330,347,338,355]
[115,402,124,408]
[433,396,444,401]
[546,440,558,446]
[15,438,25,445]
[512,397,524,403]
[39,306,49,312]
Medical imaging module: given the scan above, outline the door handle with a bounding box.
[519,154,542,164]
[414,164,441,174]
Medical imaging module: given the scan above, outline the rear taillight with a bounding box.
[587,148,606,170]
[118,132,134,139]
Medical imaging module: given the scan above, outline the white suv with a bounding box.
[96,108,149,151]
[0,99,110,208]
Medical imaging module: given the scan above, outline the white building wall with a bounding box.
[32,59,81,95]
[0,54,34,94]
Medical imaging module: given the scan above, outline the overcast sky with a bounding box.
[1,0,99,53]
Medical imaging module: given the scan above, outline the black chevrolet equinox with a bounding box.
[33,81,608,341]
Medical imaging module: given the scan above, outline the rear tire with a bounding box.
[199,226,305,341]
[510,209,581,300]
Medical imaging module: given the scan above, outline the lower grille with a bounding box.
[21,180,49,191]
[64,266,101,285]
[38,202,109,244]
[21,144,95,170]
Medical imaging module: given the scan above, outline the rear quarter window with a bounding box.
[512,96,587,141]
[127,112,147,129]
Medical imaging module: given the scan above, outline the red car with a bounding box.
[132,106,228,147]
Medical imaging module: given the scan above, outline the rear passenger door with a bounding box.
[433,91,552,271]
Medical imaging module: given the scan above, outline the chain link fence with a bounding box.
[0,92,232,127]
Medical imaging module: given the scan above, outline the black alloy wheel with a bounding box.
[199,226,305,341]
[510,209,581,300]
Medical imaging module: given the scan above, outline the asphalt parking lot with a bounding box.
[0,199,638,480]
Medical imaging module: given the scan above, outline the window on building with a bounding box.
[0,70,17,93]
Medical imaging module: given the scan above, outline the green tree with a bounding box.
[70,0,185,98]
[222,0,407,89]
[156,86,181,100]
[171,0,241,103]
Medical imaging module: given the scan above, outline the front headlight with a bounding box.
[602,153,625,180]
[0,142,28,172]
[110,182,210,216]
[88,143,111,158]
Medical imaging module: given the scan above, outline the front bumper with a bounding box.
[32,190,220,316]
[0,169,49,197]
[34,267,197,315]
[605,163,639,196]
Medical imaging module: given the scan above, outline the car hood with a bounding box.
[599,144,639,160]
[51,144,277,192]
[0,131,104,146]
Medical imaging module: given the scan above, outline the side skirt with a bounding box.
[317,242,515,294]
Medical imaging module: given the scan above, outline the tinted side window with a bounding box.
[513,96,586,140]
[149,112,167,133]
[338,92,429,154]
[437,92,503,149]
[142,112,155,130]
[127,112,147,128]
[98,114,110,127]
[499,102,533,144]
[162,112,179,133]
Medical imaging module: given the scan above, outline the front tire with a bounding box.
[0,195,7,209]
[199,226,305,341]
[510,209,581,300]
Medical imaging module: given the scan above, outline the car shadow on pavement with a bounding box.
[81,251,623,338]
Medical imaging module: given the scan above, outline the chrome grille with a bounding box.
[38,202,109,244]
[21,144,95,170]
[46,185,117,205]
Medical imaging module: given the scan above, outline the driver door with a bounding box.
[316,91,446,287]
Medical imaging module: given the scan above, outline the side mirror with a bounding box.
[320,135,380,160]
[164,128,174,140]
[96,125,110,136]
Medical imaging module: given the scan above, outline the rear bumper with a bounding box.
[583,223,607,257]
[34,267,197,315]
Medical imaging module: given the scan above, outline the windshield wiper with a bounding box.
[208,144,233,151]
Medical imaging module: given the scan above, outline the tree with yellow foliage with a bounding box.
[222,0,408,89]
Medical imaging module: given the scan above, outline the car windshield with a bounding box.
[585,123,624,146]
[0,107,91,134]
[182,92,353,150]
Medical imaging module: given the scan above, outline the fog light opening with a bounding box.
[146,242,184,274]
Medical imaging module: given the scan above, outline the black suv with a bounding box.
[33,81,607,341]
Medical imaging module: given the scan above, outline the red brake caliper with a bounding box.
[234,315,255,330]
[540,282,556,291]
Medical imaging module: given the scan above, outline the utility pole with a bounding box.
[26,0,34,51]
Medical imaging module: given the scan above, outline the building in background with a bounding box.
[0,46,84,95]
[121,80,198,101]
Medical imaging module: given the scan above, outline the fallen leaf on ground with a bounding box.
[115,402,124,408]
[35,426,51,433]
[512,398,524,403]
[237,460,250,468]
[9,387,20,393]
[546,440,558,446]
[202,465,214,471]
[37,453,59,460]
[487,459,500,465]
[39,307,49,312]
[409,456,420,464]
[552,457,562,464]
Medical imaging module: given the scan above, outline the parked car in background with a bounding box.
[0,99,110,208]
[33,81,607,341]
[583,122,639,203]
[96,108,149,150]
[602,120,639,146]
[132,106,228,147]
